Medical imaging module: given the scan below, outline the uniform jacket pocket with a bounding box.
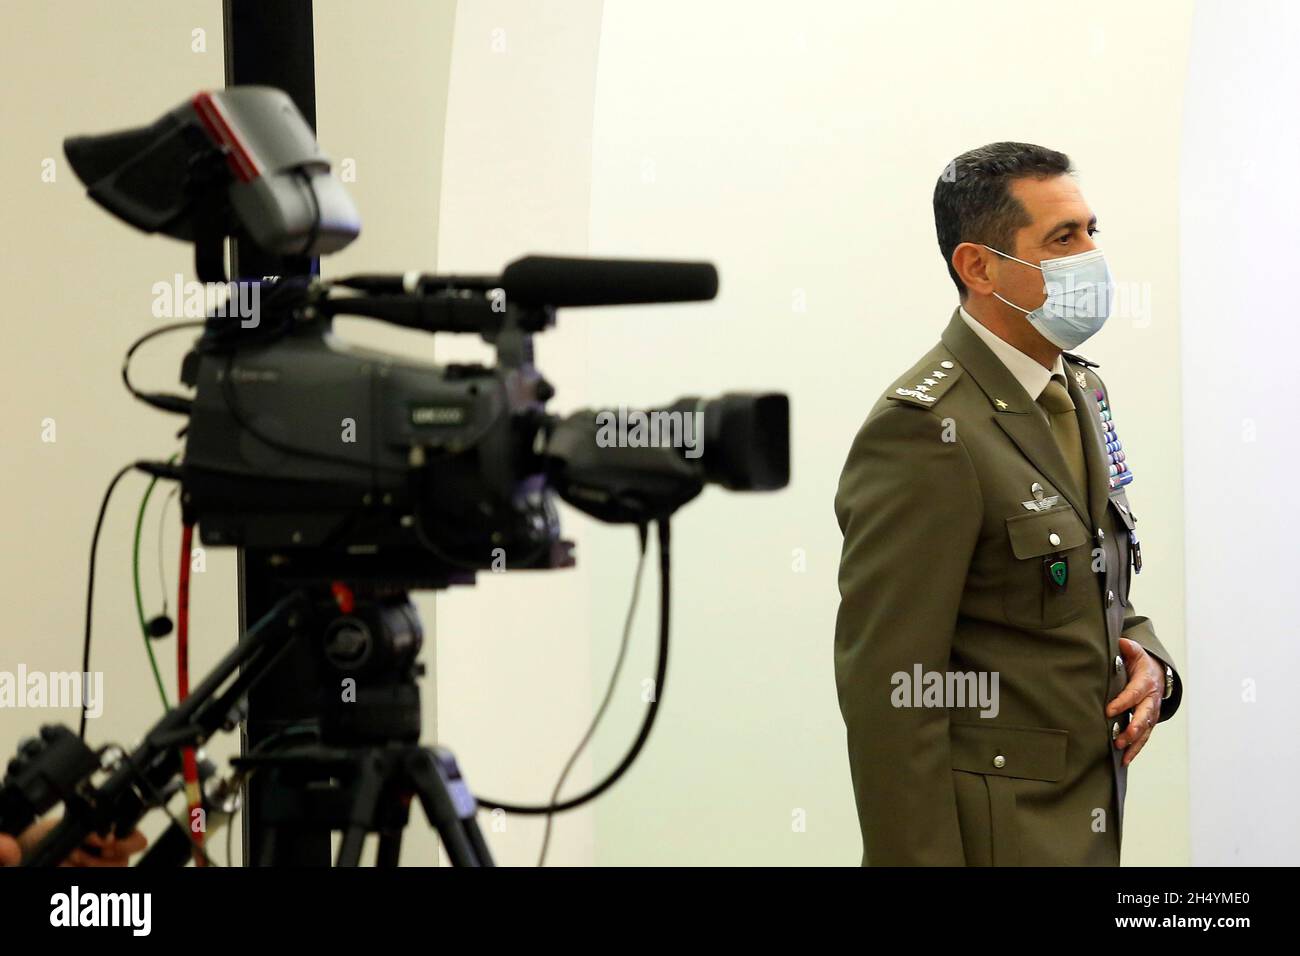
[950,722,1069,867]
[1003,504,1091,628]
[949,721,1069,781]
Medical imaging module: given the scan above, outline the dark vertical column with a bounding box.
[223,0,331,867]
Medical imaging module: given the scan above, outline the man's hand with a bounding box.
[0,817,147,867]
[1106,637,1164,766]
[0,833,21,867]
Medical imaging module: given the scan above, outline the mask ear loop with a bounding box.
[981,244,1043,271]
[992,291,1032,315]
[982,244,1046,312]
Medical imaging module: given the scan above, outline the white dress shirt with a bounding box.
[959,305,1066,402]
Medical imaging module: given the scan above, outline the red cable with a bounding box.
[177,523,204,865]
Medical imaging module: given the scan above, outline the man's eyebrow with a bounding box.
[1041,214,1098,241]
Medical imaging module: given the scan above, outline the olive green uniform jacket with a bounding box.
[833,310,1182,866]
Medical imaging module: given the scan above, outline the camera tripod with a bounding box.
[232,585,495,867]
[0,585,494,867]
[236,739,492,867]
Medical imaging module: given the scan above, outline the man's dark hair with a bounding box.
[933,142,1073,298]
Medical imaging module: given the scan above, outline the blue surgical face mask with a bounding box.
[981,244,1114,350]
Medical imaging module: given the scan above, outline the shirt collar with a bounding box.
[958,305,1065,402]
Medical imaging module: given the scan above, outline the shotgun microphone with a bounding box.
[336,255,719,308]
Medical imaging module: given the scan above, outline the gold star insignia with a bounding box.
[995,399,1009,410]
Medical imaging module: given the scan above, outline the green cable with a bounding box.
[133,458,175,711]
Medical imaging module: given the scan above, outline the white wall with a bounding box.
[433,0,607,866]
[1181,0,1300,865]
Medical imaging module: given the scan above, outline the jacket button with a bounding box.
[1048,532,1061,546]
[992,754,1006,769]
[1111,721,1121,740]
[1097,528,1105,541]
[1107,589,1115,607]
[1114,655,1124,674]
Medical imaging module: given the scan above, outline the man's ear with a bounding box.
[952,242,995,297]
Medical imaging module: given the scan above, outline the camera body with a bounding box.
[180,309,566,588]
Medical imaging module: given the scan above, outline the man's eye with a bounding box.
[1089,227,1101,237]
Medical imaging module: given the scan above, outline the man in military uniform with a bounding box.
[834,142,1182,866]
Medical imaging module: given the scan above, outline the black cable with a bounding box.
[80,463,139,740]
[121,320,204,414]
[477,518,671,816]
[537,523,649,865]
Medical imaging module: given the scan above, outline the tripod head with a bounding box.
[311,584,426,746]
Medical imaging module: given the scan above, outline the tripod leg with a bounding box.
[336,828,365,867]
[406,747,494,867]
[336,752,389,867]
[375,829,403,867]
[462,814,494,867]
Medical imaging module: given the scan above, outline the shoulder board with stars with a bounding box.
[886,356,964,409]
